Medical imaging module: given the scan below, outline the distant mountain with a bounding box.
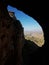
[24,30,43,36]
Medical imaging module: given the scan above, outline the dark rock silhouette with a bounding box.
[0,1,24,65]
[9,12,39,65]
[0,2,39,65]
[22,39,39,65]
[0,0,48,65]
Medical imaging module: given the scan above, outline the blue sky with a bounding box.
[7,5,42,32]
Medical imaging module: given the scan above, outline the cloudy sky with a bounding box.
[7,5,42,32]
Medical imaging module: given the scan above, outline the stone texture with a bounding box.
[0,3,24,65]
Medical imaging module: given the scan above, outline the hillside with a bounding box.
[24,31,44,47]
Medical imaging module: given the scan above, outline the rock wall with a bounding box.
[0,3,24,65]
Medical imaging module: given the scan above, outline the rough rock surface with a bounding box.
[0,2,24,65]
